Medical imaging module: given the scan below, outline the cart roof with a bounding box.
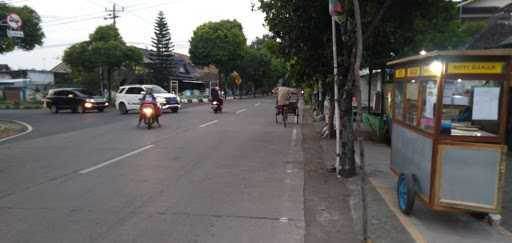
[387,49,512,66]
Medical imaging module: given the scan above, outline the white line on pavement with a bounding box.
[236,108,247,114]
[254,103,260,107]
[199,120,219,128]
[0,120,33,143]
[79,145,155,174]
[292,128,297,141]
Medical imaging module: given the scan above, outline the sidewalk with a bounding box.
[301,106,414,243]
[303,105,512,242]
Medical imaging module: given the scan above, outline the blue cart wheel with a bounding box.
[397,173,416,215]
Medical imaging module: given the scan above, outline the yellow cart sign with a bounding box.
[395,68,406,78]
[447,62,504,74]
[407,67,420,77]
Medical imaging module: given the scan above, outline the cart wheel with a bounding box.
[397,173,416,215]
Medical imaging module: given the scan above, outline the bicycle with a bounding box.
[275,105,288,128]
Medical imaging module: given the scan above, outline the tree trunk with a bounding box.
[327,89,335,138]
[352,0,370,241]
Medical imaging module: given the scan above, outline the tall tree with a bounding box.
[149,11,176,90]
[63,25,143,100]
[0,3,44,53]
[189,20,247,93]
[258,0,478,177]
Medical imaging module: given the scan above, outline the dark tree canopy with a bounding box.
[63,25,143,97]
[0,3,45,53]
[149,11,176,90]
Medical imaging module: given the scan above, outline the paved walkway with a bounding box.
[307,106,512,242]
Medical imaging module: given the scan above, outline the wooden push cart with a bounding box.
[388,49,511,215]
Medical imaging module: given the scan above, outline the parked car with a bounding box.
[43,88,109,113]
[116,84,181,114]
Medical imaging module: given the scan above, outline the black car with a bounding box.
[44,88,109,113]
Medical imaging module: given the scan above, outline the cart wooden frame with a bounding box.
[387,49,511,214]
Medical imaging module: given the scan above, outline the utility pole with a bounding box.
[105,3,124,27]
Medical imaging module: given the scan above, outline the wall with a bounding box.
[27,71,54,86]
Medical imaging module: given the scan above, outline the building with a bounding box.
[466,3,512,49]
[138,49,216,97]
[458,0,511,22]
[0,68,55,102]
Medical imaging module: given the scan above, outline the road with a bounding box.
[0,98,305,243]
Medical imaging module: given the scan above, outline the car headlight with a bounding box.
[84,103,93,108]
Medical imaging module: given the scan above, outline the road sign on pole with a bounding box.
[6,13,23,29]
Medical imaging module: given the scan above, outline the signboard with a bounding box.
[7,30,24,38]
[473,87,500,120]
[6,13,23,29]
[234,76,241,86]
[407,67,420,77]
[447,62,504,74]
[422,65,436,76]
[329,0,344,17]
[395,68,406,78]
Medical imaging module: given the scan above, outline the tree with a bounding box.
[148,11,176,90]
[238,37,287,95]
[189,20,247,93]
[0,3,44,53]
[63,25,143,100]
[258,0,479,177]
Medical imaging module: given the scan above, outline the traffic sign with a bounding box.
[7,30,24,38]
[6,13,23,29]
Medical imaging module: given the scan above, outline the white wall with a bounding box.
[27,71,54,85]
[465,0,510,8]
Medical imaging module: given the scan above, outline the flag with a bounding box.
[329,0,344,17]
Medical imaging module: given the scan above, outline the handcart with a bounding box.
[388,49,510,215]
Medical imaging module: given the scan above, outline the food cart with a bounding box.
[387,49,510,215]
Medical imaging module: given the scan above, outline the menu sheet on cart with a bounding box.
[472,87,500,120]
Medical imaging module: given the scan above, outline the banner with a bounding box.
[329,0,344,17]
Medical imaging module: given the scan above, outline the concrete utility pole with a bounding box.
[105,3,124,27]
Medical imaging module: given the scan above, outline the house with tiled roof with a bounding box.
[466,3,512,49]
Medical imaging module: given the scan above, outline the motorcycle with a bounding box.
[141,103,157,129]
[211,99,223,113]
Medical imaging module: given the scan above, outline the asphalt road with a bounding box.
[0,98,305,243]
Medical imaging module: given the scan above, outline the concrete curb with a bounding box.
[0,120,33,143]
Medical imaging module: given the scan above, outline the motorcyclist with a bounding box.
[211,86,223,106]
[137,89,161,127]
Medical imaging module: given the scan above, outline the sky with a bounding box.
[0,0,268,70]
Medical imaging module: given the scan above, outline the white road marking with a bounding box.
[254,103,260,107]
[279,217,289,222]
[79,145,154,174]
[236,108,247,114]
[292,128,297,141]
[199,120,219,128]
[0,120,33,143]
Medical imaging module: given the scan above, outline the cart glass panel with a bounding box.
[420,80,437,132]
[441,79,502,137]
[405,80,419,125]
[394,81,404,120]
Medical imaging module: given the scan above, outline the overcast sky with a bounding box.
[0,0,268,70]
